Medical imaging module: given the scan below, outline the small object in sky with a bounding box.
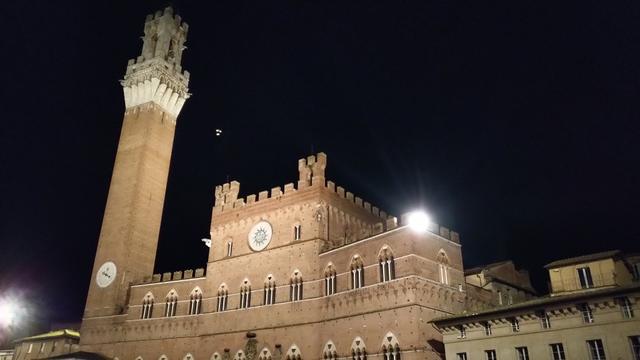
[201,238,212,248]
[215,129,222,137]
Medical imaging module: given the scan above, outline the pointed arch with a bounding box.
[135,357,143,360]
[324,263,337,296]
[189,287,203,315]
[159,355,168,360]
[350,255,365,289]
[436,249,450,284]
[381,332,400,360]
[286,344,302,360]
[436,249,449,265]
[165,289,178,317]
[351,337,367,360]
[210,353,221,360]
[323,341,337,360]
[183,354,194,360]
[290,270,303,301]
[239,278,252,309]
[233,350,246,360]
[378,245,396,282]
[264,274,276,305]
[258,348,272,360]
[217,283,228,311]
[141,292,154,319]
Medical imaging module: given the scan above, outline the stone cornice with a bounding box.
[121,59,190,120]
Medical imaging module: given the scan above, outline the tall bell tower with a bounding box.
[83,7,190,318]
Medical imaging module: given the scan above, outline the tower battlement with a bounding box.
[121,7,190,119]
[212,153,392,222]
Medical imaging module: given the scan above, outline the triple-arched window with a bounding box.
[264,275,276,305]
[350,256,365,289]
[378,246,395,282]
[290,271,303,301]
[217,284,228,312]
[351,337,367,360]
[141,292,154,319]
[258,348,272,360]
[286,345,302,360]
[189,287,202,315]
[381,332,401,360]
[324,264,337,296]
[239,279,251,309]
[323,341,337,360]
[165,290,178,317]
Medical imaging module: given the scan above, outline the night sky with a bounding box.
[1,0,639,341]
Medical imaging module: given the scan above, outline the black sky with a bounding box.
[1,0,639,339]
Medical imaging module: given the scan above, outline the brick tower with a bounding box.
[82,7,190,319]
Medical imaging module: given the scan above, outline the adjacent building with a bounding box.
[11,330,80,360]
[464,260,537,312]
[432,250,640,360]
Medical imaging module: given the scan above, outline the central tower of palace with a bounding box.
[83,7,190,319]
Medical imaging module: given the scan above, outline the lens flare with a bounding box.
[407,211,431,232]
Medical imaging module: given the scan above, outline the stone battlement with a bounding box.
[213,153,392,221]
[135,268,206,285]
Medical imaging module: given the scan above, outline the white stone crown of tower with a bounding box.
[121,7,191,120]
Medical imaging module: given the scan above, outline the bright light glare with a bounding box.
[407,211,431,232]
[0,299,19,328]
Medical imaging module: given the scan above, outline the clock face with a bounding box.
[96,261,117,288]
[248,221,273,251]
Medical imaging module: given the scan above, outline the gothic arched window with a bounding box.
[350,255,365,289]
[239,279,252,309]
[286,345,302,360]
[323,341,337,360]
[324,263,337,296]
[351,337,367,360]
[217,284,228,312]
[437,250,450,285]
[290,270,303,301]
[189,287,202,315]
[381,332,401,360]
[165,289,178,317]
[264,275,276,305]
[378,246,396,282]
[258,348,272,360]
[233,351,246,360]
[141,292,154,319]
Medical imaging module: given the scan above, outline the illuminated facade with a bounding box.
[79,7,534,360]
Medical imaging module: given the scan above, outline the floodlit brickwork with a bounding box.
[79,7,535,360]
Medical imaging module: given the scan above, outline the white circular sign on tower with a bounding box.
[96,261,117,288]
[248,221,273,251]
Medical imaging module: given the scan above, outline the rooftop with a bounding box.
[544,250,621,269]
[464,260,512,276]
[14,329,80,343]
[430,282,640,326]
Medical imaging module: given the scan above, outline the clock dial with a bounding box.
[248,221,273,251]
[96,261,117,288]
